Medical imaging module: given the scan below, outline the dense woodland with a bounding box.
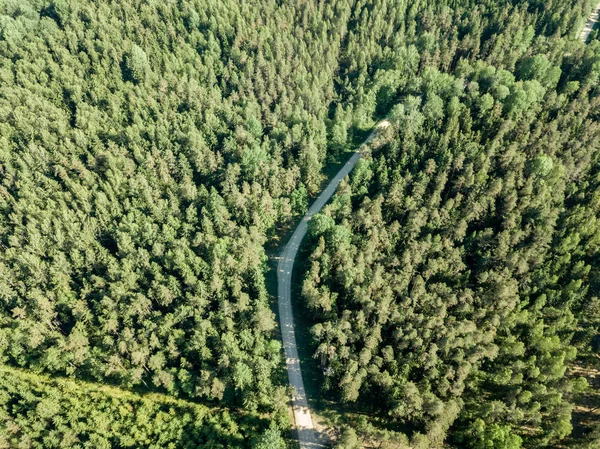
[303,3,600,448]
[0,0,599,447]
[0,0,341,446]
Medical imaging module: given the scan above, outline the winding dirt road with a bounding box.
[278,120,389,449]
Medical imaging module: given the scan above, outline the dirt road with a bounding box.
[277,120,389,449]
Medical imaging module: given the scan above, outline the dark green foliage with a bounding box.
[1,0,600,446]
[0,2,355,442]
[0,0,347,410]
[302,48,600,447]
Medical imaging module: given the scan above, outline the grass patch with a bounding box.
[0,365,269,449]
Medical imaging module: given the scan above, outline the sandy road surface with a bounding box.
[581,4,600,42]
[277,120,389,449]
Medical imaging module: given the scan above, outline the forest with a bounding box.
[0,0,599,447]
[303,2,600,448]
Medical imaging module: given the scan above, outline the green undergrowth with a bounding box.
[0,365,274,449]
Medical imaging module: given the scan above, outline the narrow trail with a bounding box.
[581,3,600,42]
[277,120,389,449]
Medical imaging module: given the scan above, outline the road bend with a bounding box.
[277,120,389,449]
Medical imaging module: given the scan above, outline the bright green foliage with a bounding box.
[0,365,268,448]
[0,0,352,441]
[251,424,287,449]
[0,0,350,412]
[463,420,522,449]
[123,45,149,83]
